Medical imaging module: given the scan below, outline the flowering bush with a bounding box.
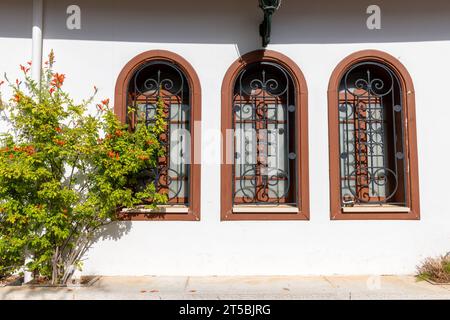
[0,51,167,284]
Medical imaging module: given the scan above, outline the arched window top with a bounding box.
[223,50,308,98]
[233,61,294,98]
[115,50,201,124]
[339,61,401,98]
[130,60,189,102]
[221,50,310,221]
[328,50,419,220]
[328,49,415,95]
[126,60,190,129]
[114,50,201,221]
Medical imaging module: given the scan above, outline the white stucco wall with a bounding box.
[0,1,32,99]
[1,0,449,275]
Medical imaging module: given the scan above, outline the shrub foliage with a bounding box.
[0,51,166,284]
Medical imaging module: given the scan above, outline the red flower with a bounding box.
[54,139,66,146]
[115,129,123,137]
[101,98,110,106]
[20,64,30,73]
[96,103,105,111]
[107,151,120,160]
[15,79,20,86]
[27,61,32,66]
[9,154,14,159]
[25,146,36,155]
[0,80,4,86]
[51,73,65,88]
[55,127,62,133]
[107,151,116,159]
[13,94,20,102]
[49,87,55,95]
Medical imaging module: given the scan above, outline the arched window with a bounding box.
[328,50,420,220]
[221,50,309,220]
[115,50,201,221]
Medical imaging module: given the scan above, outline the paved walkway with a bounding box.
[1,275,450,300]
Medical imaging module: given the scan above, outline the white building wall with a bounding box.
[0,1,32,100]
[1,0,449,275]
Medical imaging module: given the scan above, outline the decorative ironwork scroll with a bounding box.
[127,61,190,204]
[338,62,407,207]
[232,62,297,205]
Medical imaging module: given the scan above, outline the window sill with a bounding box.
[342,205,411,213]
[118,204,198,221]
[121,205,190,214]
[232,205,299,214]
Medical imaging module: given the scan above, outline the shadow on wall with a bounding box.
[87,221,132,257]
[2,0,450,52]
[93,221,132,242]
[88,211,186,247]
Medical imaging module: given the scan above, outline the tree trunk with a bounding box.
[51,247,60,285]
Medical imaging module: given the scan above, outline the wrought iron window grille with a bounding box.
[127,61,191,205]
[338,61,407,208]
[232,61,297,206]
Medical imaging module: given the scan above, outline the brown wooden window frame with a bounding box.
[114,50,201,221]
[328,50,420,220]
[221,50,310,221]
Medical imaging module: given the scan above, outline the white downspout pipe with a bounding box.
[24,0,43,284]
[31,0,43,84]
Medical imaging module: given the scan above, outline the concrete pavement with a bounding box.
[1,275,450,300]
